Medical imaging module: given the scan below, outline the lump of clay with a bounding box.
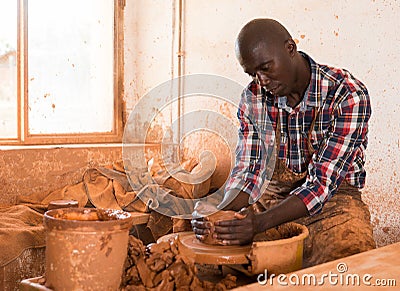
[253,222,305,242]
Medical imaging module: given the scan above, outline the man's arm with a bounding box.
[211,191,308,245]
[223,83,276,205]
[192,83,276,243]
[291,89,371,215]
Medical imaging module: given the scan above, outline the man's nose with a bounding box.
[256,72,271,87]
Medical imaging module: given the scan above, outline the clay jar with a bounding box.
[201,210,236,245]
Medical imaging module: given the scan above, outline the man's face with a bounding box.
[237,40,296,97]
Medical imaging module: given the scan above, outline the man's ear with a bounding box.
[285,38,297,56]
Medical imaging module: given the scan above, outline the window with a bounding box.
[0,0,17,139]
[0,0,124,145]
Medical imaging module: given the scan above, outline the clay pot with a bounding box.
[44,208,133,291]
[201,210,236,245]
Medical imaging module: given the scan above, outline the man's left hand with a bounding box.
[213,207,258,245]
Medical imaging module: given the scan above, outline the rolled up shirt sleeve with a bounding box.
[291,88,371,215]
[224,86,275,204]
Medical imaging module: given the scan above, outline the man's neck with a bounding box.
[287,54,311,108]
[286,93,303,108]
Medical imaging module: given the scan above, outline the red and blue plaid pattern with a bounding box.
[225,52,371,215]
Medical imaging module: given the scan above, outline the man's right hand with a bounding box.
[191,216,212,242]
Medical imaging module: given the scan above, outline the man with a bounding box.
[192,18,376,267]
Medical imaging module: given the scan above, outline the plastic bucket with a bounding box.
[44,208,133,290]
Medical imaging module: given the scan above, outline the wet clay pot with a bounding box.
[44,208,133,291]
[201,210,236,245]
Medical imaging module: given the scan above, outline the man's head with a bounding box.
[236,18,304,97]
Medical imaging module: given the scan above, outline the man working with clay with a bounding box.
[192,18,376,267]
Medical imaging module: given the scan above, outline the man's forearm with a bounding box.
[221,190,309,233]
[220,190,251,211]
[254,195,309,233]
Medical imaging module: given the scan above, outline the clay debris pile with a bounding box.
[121,235,236,290]
[253,222,305,242]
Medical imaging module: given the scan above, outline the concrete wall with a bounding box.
[0,146,123,206]
[128,0,400,247]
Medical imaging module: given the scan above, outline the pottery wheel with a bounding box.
[158,232,252,265]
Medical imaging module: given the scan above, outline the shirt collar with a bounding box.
[300,51,333,108]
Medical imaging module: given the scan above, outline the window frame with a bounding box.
[0,0,124,145]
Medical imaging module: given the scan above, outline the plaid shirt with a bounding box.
[225,52,371,215]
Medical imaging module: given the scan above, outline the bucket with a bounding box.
[43,208,133,291]
[249,222,309,275]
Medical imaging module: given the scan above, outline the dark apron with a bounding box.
[256,108,376,268]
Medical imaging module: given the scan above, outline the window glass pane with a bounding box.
[0,0,18,138]
[28,0,114,134]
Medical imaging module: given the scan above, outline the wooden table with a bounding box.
[234,242,400,290]
[128,211,150,225]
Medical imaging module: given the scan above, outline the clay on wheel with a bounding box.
[201,210,236,245]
